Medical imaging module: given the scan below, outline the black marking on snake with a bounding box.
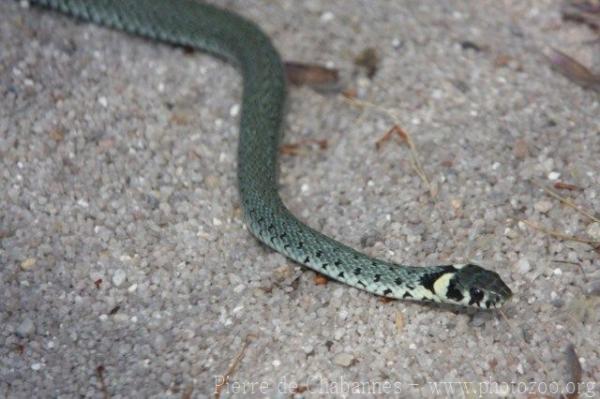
[357,280,366,288]
[403,292,413,299]
[383,288,392,296]
[322,263,328,269]
[338,271,345,278]
[334,260,342,266]
[297,242,304,249]
[485,300,492,309]
[316,250,322,258]
[353,268,361,276]
[279,232,287,239]
[283,244,290,250]
[394,277,403,285]
[268,223,275,232]
[374,274,381,282]
[257,217,264,223]
[445,279,464,302]
[303,256,310,264]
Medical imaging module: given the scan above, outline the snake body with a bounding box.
[30,0,512,308]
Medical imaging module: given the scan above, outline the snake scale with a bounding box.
[30,0,512,308]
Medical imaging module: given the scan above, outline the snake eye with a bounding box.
[469,287,484,303]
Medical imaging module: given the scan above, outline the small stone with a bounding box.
[320,11,334,22]
[515,258,531,274]
[233,284,245,293]
[152,334,167,352]
[534,200,553,213]
[333,352,355,367]
[548,171,560,180]
[229,104,239,117]
[470,311,492,327]
[585,280,600,297]
[98,96,108,107]
[586,222,600,241]
[16,318,35,337]
[513,139,528,159]
[20,257,36,270]
[550,298,565,308]
[112,269,127,287]
[31,363,42,371]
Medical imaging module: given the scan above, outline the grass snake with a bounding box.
[29,0,512,309]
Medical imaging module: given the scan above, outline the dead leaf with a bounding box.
[546,47,600,91]
[280,139,328,156]
[284,62,339,87]
[565,344,582,399]
[354,47,379,79]
[562,0,600,31]
[313,274,329,285]
[554,181,582,191]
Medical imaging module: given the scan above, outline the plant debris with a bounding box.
[313,274,329,285]
[375,125,436,197]
[562,0,600,31]
[564,344,582,399]
[354,47,379,79]
[214,334,255,399]
[546,47,600,92]
[284,62,340,90]
[553,181,582,191]
[280,139,328,156]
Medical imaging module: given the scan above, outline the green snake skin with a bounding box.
[30,0,512,308]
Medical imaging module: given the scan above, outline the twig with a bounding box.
[552,260,587,279]
[533,181,600,223]
[96,365,110,399]
[214,334,255,399]
[343,96,435,197]
[521,219,600,245]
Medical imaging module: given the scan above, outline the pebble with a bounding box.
[515,258,531,274]
[229,104,239,117]
[534,200,553,213]
[513,139,528,159]
[333,352,354,367]
[320,11,334,22]
[98,96,108,107]
[470,312,492,327]
[112,269,127,287]
[586,222,600,241]
[548,172,560,180]
[585,280,600,297]
[20,257,37,270]
[16,318,35,337]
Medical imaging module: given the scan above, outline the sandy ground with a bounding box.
[1,0,600,398]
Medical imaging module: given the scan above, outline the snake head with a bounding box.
[439,264,512,309]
